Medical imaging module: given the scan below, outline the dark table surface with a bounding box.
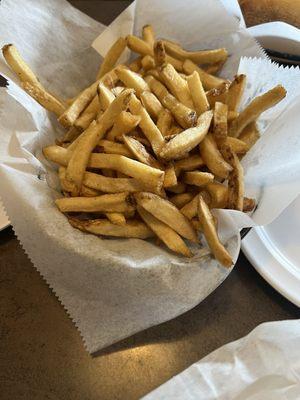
[0,2,299,400]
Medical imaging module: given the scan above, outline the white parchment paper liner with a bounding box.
[0,0,299,353]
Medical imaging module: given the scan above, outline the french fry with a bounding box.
[153,40,166,67]
[115,66,150,96]
[157,109,174,136]
[228,111,239,122]
[137,206,192,257]
[229,85,286,137]
[206,182,228,208]
[213,102,228,145]
[145,75,197,128]
[98,140,133,157]
[204,61,225,75]
[227,74,246,112]
[142,25,155,47]
[186,71,209,115]
[225,137,249,154]
[165,54,184,72]
[183,171,214,186]
[167,182,187,194]
[69,217,153,239]
[169,192,194,208]
[128,56,142,72]
[198,196,233,268]
[83,171,146,193]
[141,55,156,71]
[180,193,199,220]
[163,41,228,65]
[105,212,126,226]
[122,135,161,168]
[238,122,260,149]
[167,124,183,136]
[199,134,232,179]
[140,91,163,119]
[97,83,115,110]
[21,82,65,117]
[174,155,205,175]
[163,164,178,188]
[160,63,194,108]
[97,37,127,79]
[221,145,244,211]
[74,95,100,130]
[135,192,198,242]
[183,59,227,90]
[129,94,165,155]
[55,192,134,213]
[159,110,213,160]
[111,86,125,97]
[106,111,141,141]
[126,35,153,57]
[243,197,256,212]
[61,126,81,143]
[206,82,229,108]
[145,68,163,82]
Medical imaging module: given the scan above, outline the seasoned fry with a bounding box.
[227,74,246,112]
[106,111,141,141]
[221,145,244,211]
[97,37,127,79]
[213,102,228,145]
[137,206,192,257]
[226,137,249,154]
[163,164,177,188]
[115,66,150,96]
[160,63,194,108]
[69,217,153,239]
[135,192,197,242]
[183,59,227,90]
[169,192,194,208]
[141,55,156,71]
[98,140,133,157]
[129,94,165,155]
[159,110,213,160]
[74,95,100,130]
[140,91,163,119]
[229,85,286,137]
[206,82,229,108]
[21,82,65,117]
[55,192,134,213]
[238,122,260,149]
[186,71,209,115]
[105,212,126,226]
[145,75,197,128]
[142,25,155,47]
[183,171,214,187]
[157,109,174,136]
[199,134,232,179]
[198,196,233,268]
[163,41,228,65]
[122,135,161,168]
[126,35,153,57]
[173,155,204,175]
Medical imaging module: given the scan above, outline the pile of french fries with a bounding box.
[2,25,286,267]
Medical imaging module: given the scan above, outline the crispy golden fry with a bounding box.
[227,74,246,112]
[115,66,150,96]
[199,134,232,179]
[226,137,249,154]
[169,192,194,208]
[129,94,165,155]
[111,86,125,97]
[183,171,214,186]
[159,110,213,160]
[204,61,225,75]
[229,85,286,137]
[21,82,65,117]
[160,63,194,108]
[83,171,146,193]
[163,41,228,65]
[186,71,209,115]
[60,167,102,197]
[228,111,239,122]
[145,75,197,128]
[69,217,153,239]
[126,35,153,57]
[142,25,155,47]
[221,145,244,211]
[97,83,115,110]
[135,192,197,242]
[80,186,101,197]
[61,126,81,143]
[198,196,232,268]
[213,102,228,145]
[153,40,166,67]
[98,140,133,157]
[145,68,164,82]
[167,124,183,136]
[97,37,127,79]
[183,59,227,90]
[173,155,204,175]
[74,95,100,130]
[206,182,228,208]
[137,206,192,257]
[128,56,143,72]
[243,197,256,212]
[167,182,187,194]
[163,164,177,188]
[140,91,163,119]
[206,82,229,108]
[165,54,184,72]
[122,135,161,168]
[99,89,134,130]
[106,111,141,141]
[105,212,126,226]
[55,192,134,213]
[141,55,156,71]
[238,122,260,149]
[157,109,174,136]
[180,193,199,220]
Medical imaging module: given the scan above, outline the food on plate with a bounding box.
[2,25,286,266]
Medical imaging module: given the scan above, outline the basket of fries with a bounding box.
[0,0,299,352]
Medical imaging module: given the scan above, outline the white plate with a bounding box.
[242,196,300,307]
[0,204,10,231]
